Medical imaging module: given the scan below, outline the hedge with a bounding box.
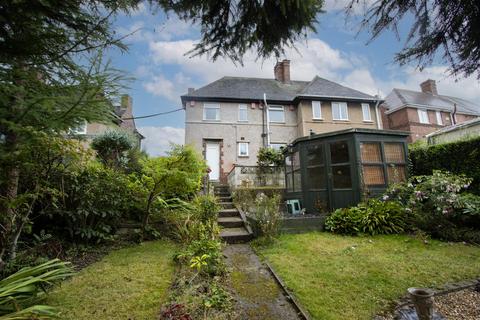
[409,136,480,195]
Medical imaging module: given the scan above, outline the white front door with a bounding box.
[205,142,220,181]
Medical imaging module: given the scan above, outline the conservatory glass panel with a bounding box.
[330,141,349,164]
[360,142,381,163]
[306,144,325,166]
[387,165,407,184]
[332,165,352,188]
[307,166,326,190]
[362,166,385,186]
[384,143,405,163]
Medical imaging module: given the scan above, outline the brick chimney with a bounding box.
[274,59,291,83]
[420,79,438,95]
[121,94,132,112]
[188,87,195,94]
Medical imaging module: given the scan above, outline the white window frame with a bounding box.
[361,103,372,122]
[203,103,220,121]
[238,142,249,157]
[268,105,285,123]
[238,104,248,122]
[435,111,443,125]
[332,102,349,120]
[312,101,322,120]
[417,109,429,124]
[270,143,287,151]
[70,120,87,135]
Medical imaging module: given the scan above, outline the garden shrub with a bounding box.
[45,163,132,243]
[384,171,480,243]
[175,239,225,276]
[251,193,282,242]
[409,136,480,194]
[325,199,408,236]
[91,130,136,170]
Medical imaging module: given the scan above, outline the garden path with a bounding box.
[223,244,302,320]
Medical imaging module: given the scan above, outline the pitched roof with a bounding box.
[181,76,377,103]
[298,76,376,100]
[384,88,480,115]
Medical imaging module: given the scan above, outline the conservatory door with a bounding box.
[327,140,355,209]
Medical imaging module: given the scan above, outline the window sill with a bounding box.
[332,119,350,122]
[238,155,249,158]
[237,120,249,122]
[312,118,323,121]
[269,121,286,124]
[202,119,221,122]
[362,120,374,123]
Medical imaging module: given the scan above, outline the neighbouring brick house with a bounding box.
[381,80,480,142]
[182,60,383,183]
[70,94,144,148]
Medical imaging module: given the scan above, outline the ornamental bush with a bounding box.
[384,171,480,243]
[325,199,409,236]
[409,136,480,194]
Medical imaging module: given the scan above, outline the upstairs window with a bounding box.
[361,103,372,121]
[203,103,220,121]
[268,105,285,123]
[238,104,248,121]
[417,109,429,124]
[270,143,286,151]
[332,102,349,120]
[238,142,249,157]
[436,111,443,125]
[312,101,322,119]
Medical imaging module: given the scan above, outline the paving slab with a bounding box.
[223,244,302,320]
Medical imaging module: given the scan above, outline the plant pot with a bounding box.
[408,287,434,320]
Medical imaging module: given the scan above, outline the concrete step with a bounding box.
[220,202,234,209]
[218,196,232,202]
[220,227,252,244]
[215,192,231,197]
[219,208,240,218]
[218,216,244,228]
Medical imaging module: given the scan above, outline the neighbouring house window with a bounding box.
[203,103,220,121]
[436,111,443,125]
[270,143,286,151]
[384,142,407,184]
[332,102,349,120]
[417,109,429,124]
[268,105,285,123]
[70,120,87,135]
[362,103,372,121]
[360,142,385,186]
[238,142,249,157]
[238,104,248,121]
[312,101,322,119]
[306,143,326,190]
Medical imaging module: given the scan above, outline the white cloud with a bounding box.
[138,126,185,156]
[148,38,353,83]
[143,75,177,101]
[343,69,382,96]
[381,66,480,101]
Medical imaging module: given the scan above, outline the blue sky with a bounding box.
[106,1,480,156]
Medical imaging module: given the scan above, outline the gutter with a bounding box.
[264,93,271,147]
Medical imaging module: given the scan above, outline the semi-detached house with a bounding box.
[182,60,382,183]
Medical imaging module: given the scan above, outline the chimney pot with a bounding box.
[420,79,438,95]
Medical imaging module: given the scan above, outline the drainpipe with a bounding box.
[264,93,271,147]
[374,97,382,129]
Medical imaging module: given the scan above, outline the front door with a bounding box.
[205,142,220,181]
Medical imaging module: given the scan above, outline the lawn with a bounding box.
[256,232,480,320]
[47,240,177,320]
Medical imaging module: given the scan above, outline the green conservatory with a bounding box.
[284,128,409,214]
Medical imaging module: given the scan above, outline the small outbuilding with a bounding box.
[284,128,409,214]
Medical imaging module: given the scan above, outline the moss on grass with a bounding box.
[47,240,177,320]
[257,232,480,320]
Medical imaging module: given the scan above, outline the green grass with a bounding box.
[256,233,480,320]
[47,240,177,320]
